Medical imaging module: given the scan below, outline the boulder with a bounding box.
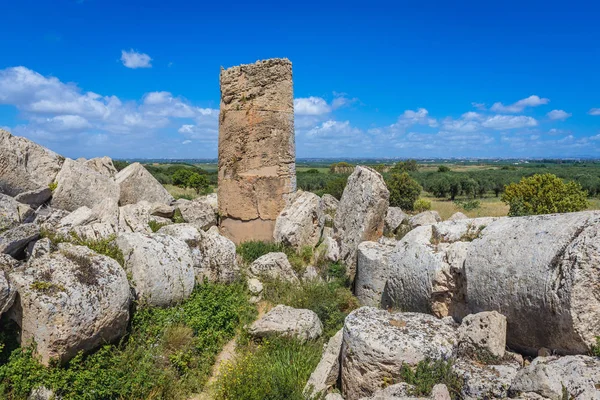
[158,224,239,283]
[197,193,218,212]
[320,194,339,228]
[448,212,468,221]
[358,383,451,400]
[408,211,442,228]
[334,166,389,277]
[0,223,40,258]
[341,307,457,400]
[510,355,600,400]
[1,256,17,316]
[0,193,34,230]
[33,207,69,231]
[304,329,343,398]
[247,278,263,303]
[14,187,52,208]
[315,235,340,263]
[384,207,407,235]
[325,394,344,400]
[28,386,59,400]
[26,238,54,260]
[384,218,494,318]
[118,201,172,234]
[150,203,175,218]
[175,198,217,230]
[464,211,600,354]
[115,232,194,306]
[274,191,324,250]
[8,243,131,365]
[0,129,64,197]
[115,162,173,206]
[84,156,118,177]
[452,358,521,400]
[51,158,120,212]
[249,252,299,283]
[458,311,507,358]
[355,241,396,307]
[248,304,323,342]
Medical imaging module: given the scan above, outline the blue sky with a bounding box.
[1,0,599,159]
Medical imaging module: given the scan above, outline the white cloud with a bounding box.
[397,108,438,127]
[490,95,549,113]
[589,108,600,116]
[120,49,152,69]
[294,97,331,115]
[546,109,572,120]
[471,102,486,110]
[481,115,538,130]
[182,140,192,145]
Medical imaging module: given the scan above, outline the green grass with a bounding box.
[236,241,314,275]
[399,359,463,399]
[41,230,125,267]
[211,337,322,400]
[0,282,256,400]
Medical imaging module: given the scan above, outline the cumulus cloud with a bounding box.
[120,49,152,69]
[294,97,331,115]
[481,115,538,130]
[546,109,572,120]
[589,108,600,116]
[490,95,549,113]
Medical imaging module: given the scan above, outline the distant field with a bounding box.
[427,196,510,220]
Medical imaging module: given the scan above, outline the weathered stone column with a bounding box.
[218,59,296,243]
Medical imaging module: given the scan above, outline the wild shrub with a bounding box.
[502,173,589,216]
[262,276,358,338]
[0,282,255,399]
[211,337,322,400]
[148,220,169,233]
[237,241,287,264]
[387,173,422,211]
[40,230,125,267]
[399,359,463,399]
[413,198,432,212]
[454,199,480,211]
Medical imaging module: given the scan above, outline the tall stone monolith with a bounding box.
[218,59,296,243]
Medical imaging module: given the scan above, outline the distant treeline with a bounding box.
[296,161,600,199]
[115,161,218,187]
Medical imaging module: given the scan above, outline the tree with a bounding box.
[461,178,479,199]
[324,176,348,200]
[187,173,209,194]
[428,176,450,198]
[448,176,462,201]
[392,159,418,173]
[437,165,451,173]
[501,173,589,216]
[387,172,422,211]
[172,169,193,188]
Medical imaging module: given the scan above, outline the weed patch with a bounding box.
[399,359,463,399]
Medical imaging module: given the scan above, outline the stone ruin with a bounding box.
[217,58,296,243]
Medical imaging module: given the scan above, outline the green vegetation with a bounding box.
[148,220,169,233]
[387,172,422,211]
[590,337,600,357]
[502,173,589,216]
[413,198,431,212]
[454,199,481,211]
[41,230,125,267]
[112,160,130,172]
[236,241,314,276]
[144,163,216,188]
[212,337,322,400]
[29,281,66,295]
[0,282,255,399]
[47,182,57,192]
[391,159,419,173]
[398,359,463,399]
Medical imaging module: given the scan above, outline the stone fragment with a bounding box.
[84,156,118,177]
[464,211,600,354]
[334,166,389,277]
[218,59,296,243]
[448,212,468,221]
[0,193,34,230]
[115,232,194,306]
[249,252,299,283]
[176,198,217,230]
[355,240,396,307]
[408,210,442,228]
[51,158,120,212]
[115,162,174,206]
[510,355,600,400]
[358,383,451,400]
[384,206,407,235]
[304,329,343,398]
[158,223,239,283]
[452,358,521,400]
[274,191,324,250]
[0,223,40,258]
[248,304,322,342]
[8,243,131,365]
[118,201,172,234]
[320,194,339,228]
[458,311,507,358]
[341,307,457,400]
[0,129,64,197]
[14,187,52,208]
[26,238,54,260]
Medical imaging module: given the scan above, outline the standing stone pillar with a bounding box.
[218,59,296,243]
